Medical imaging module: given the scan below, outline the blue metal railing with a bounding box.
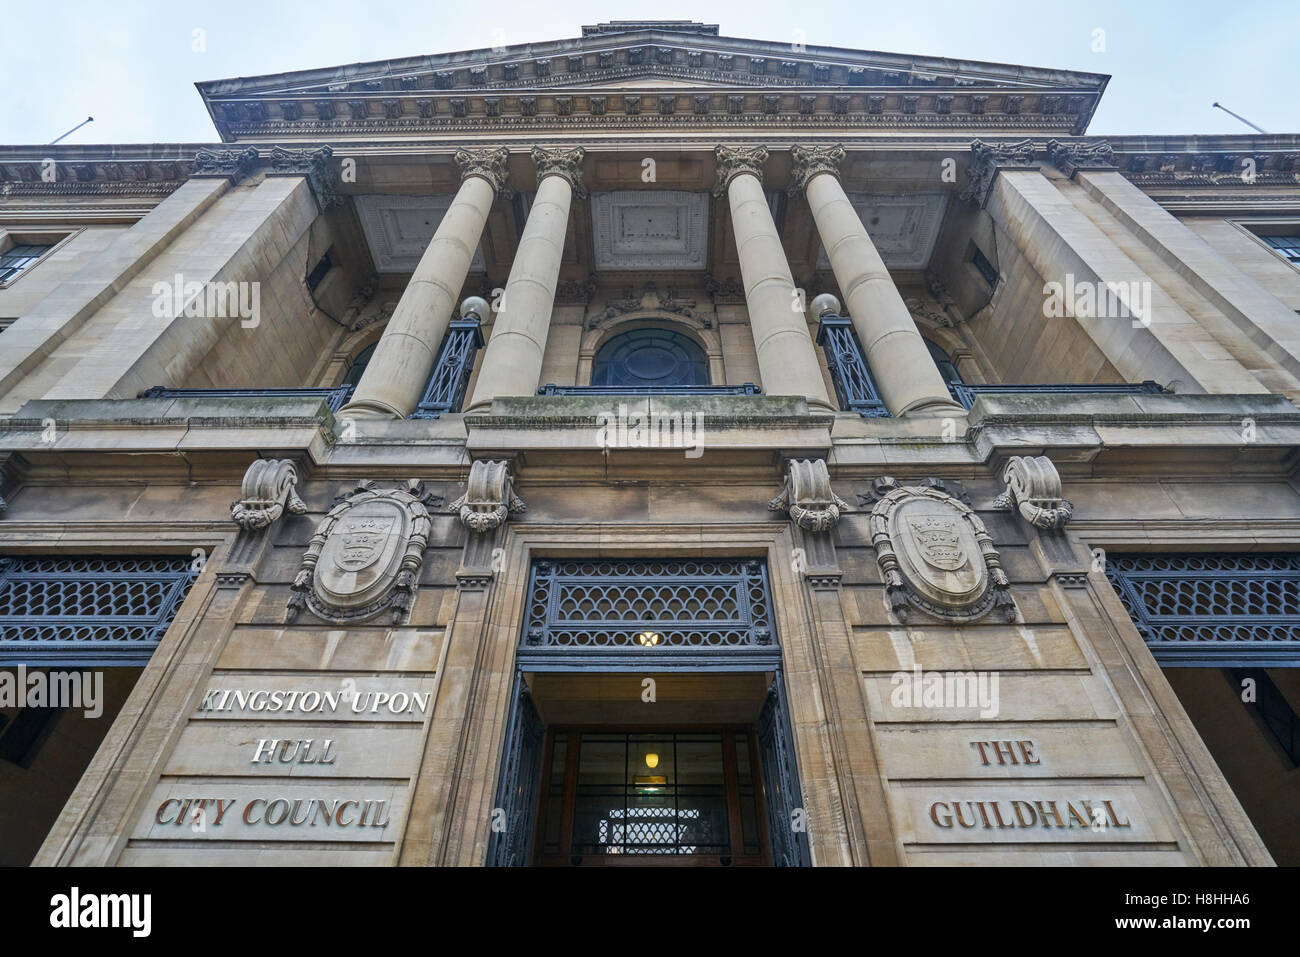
[538,383,760,396]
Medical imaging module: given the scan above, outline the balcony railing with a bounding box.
[538,383,760,396]
[138,384,355,412]
[948,380,1169,410]
[412,317,483,419]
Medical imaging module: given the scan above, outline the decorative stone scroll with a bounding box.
[769,459,852,532]
[868,478,1015,623]
[286,479,437,625]
[449,460,526,533]
[994,455,1074,530]
[192,147,259,181]
[230,458,307,531]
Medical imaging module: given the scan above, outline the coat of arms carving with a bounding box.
[868,478,1015,623]
[286,479,439,625]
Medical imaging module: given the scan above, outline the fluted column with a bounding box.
[464,147,585,413]
[340,147,510,419]
[716,146,833,411]
[793,145,965,417]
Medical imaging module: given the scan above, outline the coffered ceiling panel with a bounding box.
[591,189,709,270]
[816,192,949,271]
[354,194,485,273]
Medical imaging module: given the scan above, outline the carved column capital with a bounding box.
[769,458,851,532]
[450,460,526,533]
[1045,139,1118,178]
[456,146,513,198]
[958,138,1037,207]
[230,458,307,531]
[265,145,343,208]
[191,147,260,183]
[713,144,769,197]
[994,455,1074,530]
[531,146,587,199]
[789,144,845,196]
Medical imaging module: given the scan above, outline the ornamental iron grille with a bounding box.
[485,673,546,866]
[411,317,484,419]
[757,673,811,866]
[0,555,200,666]
[1105,553,1300,667]
[520,558,777,668]
[815,315,888,418]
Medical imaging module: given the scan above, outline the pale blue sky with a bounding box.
[1,0,1295,145]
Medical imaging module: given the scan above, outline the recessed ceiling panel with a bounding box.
[591,189,709,270]
[354,194,485,273]
[816,193,949,271]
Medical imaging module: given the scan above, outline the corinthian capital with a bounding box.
[789,144,845,196]
[712,145,769,197]
[531,146,587,198]
[456,146,514,198]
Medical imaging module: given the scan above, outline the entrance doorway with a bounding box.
[536,729,765,865]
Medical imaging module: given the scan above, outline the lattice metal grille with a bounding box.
[0,555,199,665]
[1106,553,1300,665]
[411,318,483,419]
[523,558,774,651]
[816,315,888,418]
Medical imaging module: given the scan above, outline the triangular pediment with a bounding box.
[197,20,1108,139]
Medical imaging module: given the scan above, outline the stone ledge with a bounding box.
[6,394,337,429]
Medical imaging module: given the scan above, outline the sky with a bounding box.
[0,0,1295,145]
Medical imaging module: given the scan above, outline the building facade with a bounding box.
[1,21,1297,867]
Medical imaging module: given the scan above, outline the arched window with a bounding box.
[590,329,709,388]
[926,338,963,389]
[341,342,377,388]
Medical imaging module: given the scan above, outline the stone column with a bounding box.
[341,147,510,419]
[715,146,833,411]
[792,145,965,417]
[464,147,585,414]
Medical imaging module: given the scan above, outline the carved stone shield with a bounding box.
[869,480,1015,623]
[287,480,438,626]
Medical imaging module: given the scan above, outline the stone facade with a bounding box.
[1,22,1297,868]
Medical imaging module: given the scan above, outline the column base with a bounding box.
[336,398,407,420]
[895,396,969,418]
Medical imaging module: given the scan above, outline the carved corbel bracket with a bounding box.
[230,458,307,531]
[449,460,526,533]
[769,459,851,532]
[993,455,1074,530]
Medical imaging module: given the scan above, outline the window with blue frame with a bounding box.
[0,244,53,284]
[590,329,709,388]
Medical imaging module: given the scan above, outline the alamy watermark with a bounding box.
[1043,275,1150,327]
[0,665,103,718]
[890,665,1000,719]
[151,274,260,327]
[595,403,705,459]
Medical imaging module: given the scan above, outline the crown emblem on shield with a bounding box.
[338,517,395,571]
[908,516,966,570]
